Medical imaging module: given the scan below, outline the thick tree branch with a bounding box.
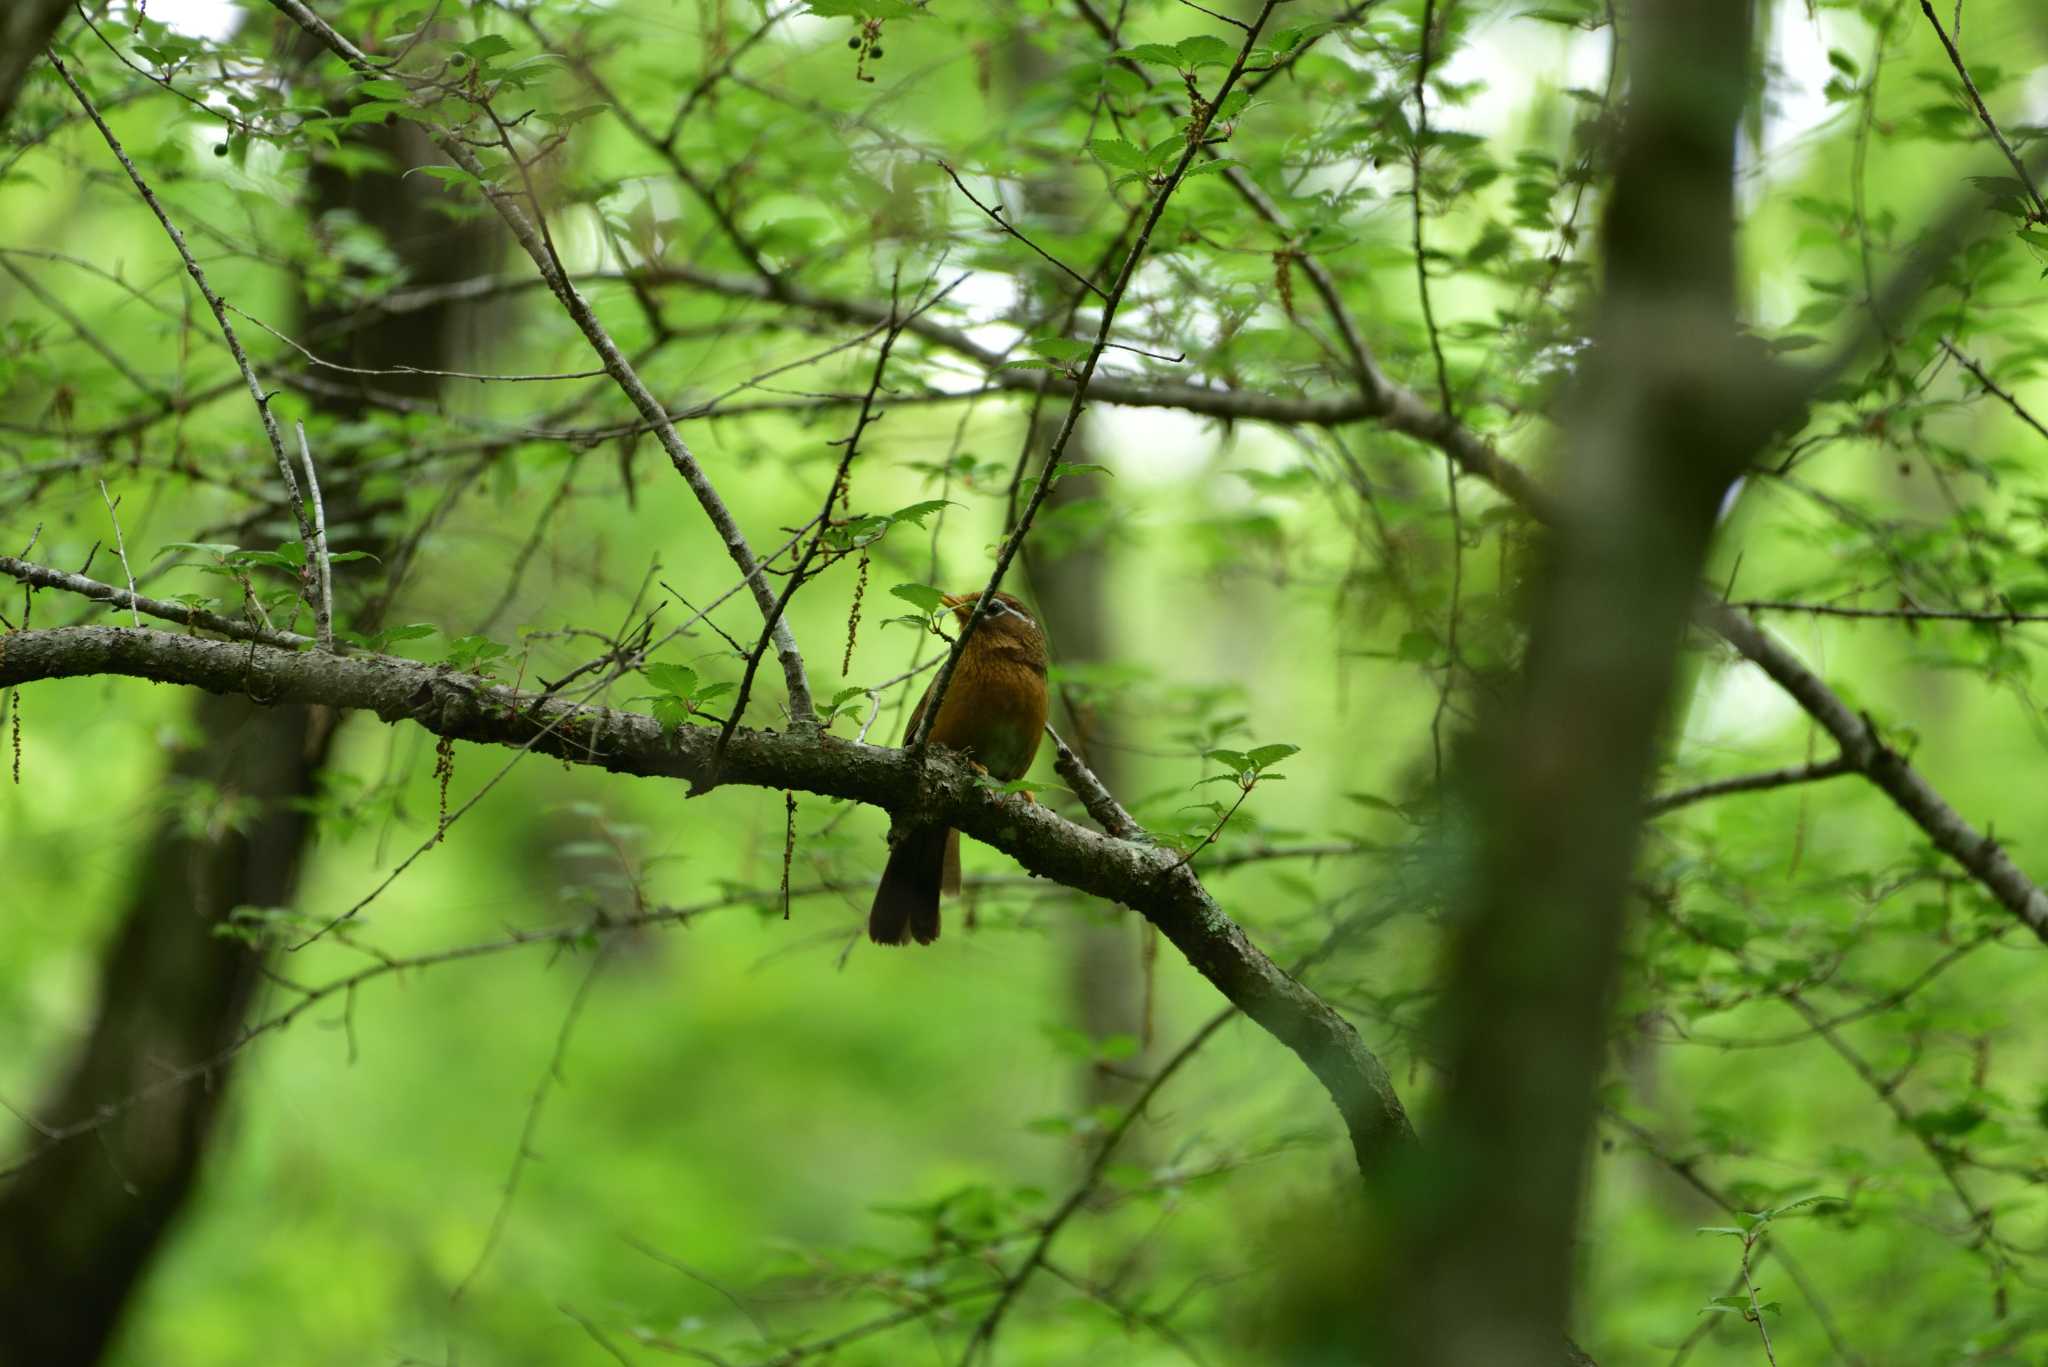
[0,624,1414,1175]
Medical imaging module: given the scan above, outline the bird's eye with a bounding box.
[986,599,1009,617]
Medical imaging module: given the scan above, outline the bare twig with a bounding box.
[1918,1,2048,222]
[94,481,141,629]
[1725,596,2048,624]
[454,945,613,1301]
[231,303,608,384]
[47,48,321,613]
[1937,337,2048,444]
[0,556,307,648]
[936,159,1108,300]
[1644,756,1853,815]
[295,422,335,652]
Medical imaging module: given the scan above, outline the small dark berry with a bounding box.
[847,35,861,49]
[213,143,229,156]
[869,46,882,58]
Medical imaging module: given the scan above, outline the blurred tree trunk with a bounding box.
[0,82,494,1364]
[1373,2,1765,1363]
[0,1,70,125]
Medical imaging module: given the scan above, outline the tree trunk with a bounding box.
[0,98,492,1362]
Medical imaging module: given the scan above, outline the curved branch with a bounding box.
[1701,603,2048,941]
[0,625,1414,1175]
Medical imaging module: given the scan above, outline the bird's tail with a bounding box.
[869,824,949,946]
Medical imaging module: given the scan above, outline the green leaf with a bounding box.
[1175,35,1234,68]
[1115,43,1184,67]
[1030,336,1092,362]
[644,663,700,697]
[1245,743,1299,770]
[883,499,953,528]
[406,165,482,186]
[890,582,947,614]
[1087,138,1148,172]
[1909,1103,1987,1138]
[444,634,510,669]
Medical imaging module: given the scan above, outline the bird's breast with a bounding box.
[926,650,1048,782]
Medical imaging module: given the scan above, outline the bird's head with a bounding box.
[943,590,1046,662]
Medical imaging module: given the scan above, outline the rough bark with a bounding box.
[0,622,1417,1176]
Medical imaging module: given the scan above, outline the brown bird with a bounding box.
[869,590,1048,946]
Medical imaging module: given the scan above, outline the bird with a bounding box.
[869,590,1048,946]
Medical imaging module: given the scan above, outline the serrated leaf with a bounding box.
[644,663,699,697]
[460,34,515,60]
[1246,742,1299,770]
[1087,138,1147,172]
[885,499,954,528]
[1175,34,1234,67]
[890,582,947,614]
[1030,335,1093,361]
[1115,43,1184,67]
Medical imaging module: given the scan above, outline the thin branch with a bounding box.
[0,253,168,402]
[960,1005,1239,1364]
[1937,337,2048,445]
[936,159,1108,300]
[94,481,141,630]
[295,422,335,652]
[911,3,1289,755]
[46,48,321,612]
[1918,1,2048,222]
[1644,756,1853,815]
[701,272,956,785]
[453,945,613,1301]
[1725,596,2048,624]
[1703,602,2048,942]
[266,0,815,722]
[230,302,609,384]
[0,555,304,647]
